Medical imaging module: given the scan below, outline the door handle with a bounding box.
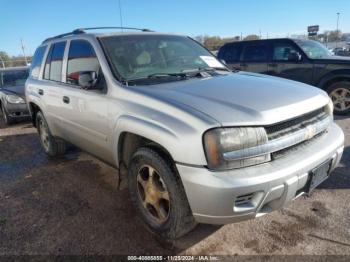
[63,96,70,104]
[38,89,44,95]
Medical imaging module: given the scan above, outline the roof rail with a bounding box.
[42,27,153,43]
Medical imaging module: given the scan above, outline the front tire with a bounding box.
[36,111,66,157]
[128,147,196,239]
[326,81,350,115]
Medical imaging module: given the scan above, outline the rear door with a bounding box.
[267,40,314,84]
[240,43,269,73]
[40,41,67,136]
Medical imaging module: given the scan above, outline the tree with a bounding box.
[0,51,10,68]
[244,34,260,41]
[0,51,31,68]
[324,30,342,42]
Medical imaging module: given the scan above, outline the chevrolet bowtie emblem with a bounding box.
[305,125,317,140]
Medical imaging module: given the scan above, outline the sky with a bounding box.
[1,0,350,56]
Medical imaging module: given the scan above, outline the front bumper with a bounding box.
[177,123,344,224]
[5,102,30,118]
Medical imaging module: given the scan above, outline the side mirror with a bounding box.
[287,52,302,62]
[220,59,227,65]
[78,71,99,89]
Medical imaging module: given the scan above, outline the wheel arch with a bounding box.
[28,102,42,127]
[317,70,350,90]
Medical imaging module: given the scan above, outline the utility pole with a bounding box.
[118,0,124,32]
[20,38,28,65]
[240,32,242,41]
[259,30,262,39]
[336,12,340,48]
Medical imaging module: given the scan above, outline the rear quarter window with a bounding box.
[30,46,47,79]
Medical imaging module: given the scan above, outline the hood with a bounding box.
[313,55,350,64]
[0,85,25,98]
[136,72,329,126]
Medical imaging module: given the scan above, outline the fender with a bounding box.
[111,114,208,168]
[316,69,350,89]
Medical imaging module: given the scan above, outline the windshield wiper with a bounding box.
[147,72,187,79]
[124,72,188,85]
[182,67,230,75]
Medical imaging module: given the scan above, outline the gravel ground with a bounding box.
[0,114,349,256]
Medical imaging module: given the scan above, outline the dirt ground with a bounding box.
[0,114,349,256]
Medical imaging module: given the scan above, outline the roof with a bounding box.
[42,27,157,44]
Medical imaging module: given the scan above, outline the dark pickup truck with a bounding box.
[218,38,350,115]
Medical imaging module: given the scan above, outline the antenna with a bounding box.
[118,0,124,32]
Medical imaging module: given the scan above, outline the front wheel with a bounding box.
[1,104,13,125]
[36,111,66,157]
[327,81,350,115]
[128,147,196,239]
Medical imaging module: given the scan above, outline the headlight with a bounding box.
[325,98,334,116]
[5,95,25,104]
[203,127,271,170]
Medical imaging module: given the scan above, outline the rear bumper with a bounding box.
[177,123,344,224]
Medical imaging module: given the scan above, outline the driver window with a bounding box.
[273,44,301,61]
[66,40,100,86]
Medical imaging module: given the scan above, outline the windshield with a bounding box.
[99,34,226,82]
[0,69,29,88]
[295,40,332,59]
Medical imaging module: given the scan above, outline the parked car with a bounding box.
[0,66,30,124]
[26,28,344,239]
[218,38,350,115]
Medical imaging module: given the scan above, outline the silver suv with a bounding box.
[26,28,344,239]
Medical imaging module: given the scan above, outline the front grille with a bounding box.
[265,106,330,158]
[265,107,328,140]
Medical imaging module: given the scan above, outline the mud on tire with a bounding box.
[128,147,196,239]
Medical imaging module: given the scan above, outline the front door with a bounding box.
[267,41,314,84]
[58,39,112,162]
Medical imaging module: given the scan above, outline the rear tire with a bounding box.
[36,111,66,157]
[326,81,350,115]
[128,147,196,239]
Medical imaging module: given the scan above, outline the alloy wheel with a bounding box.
[330,87,350,112]
[136,165,170,224]
[39,119,50,151]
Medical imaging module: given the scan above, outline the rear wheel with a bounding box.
[327,81,350,115]
[128,147,196,239]
[36,111,66,157]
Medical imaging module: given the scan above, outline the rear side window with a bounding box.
[30,46,47,79]
[66,40,100,86]
[242,45,268,62]
[218,44,242,63]
[44,41,66,82]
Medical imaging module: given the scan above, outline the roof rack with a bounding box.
[42,27,153,43]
